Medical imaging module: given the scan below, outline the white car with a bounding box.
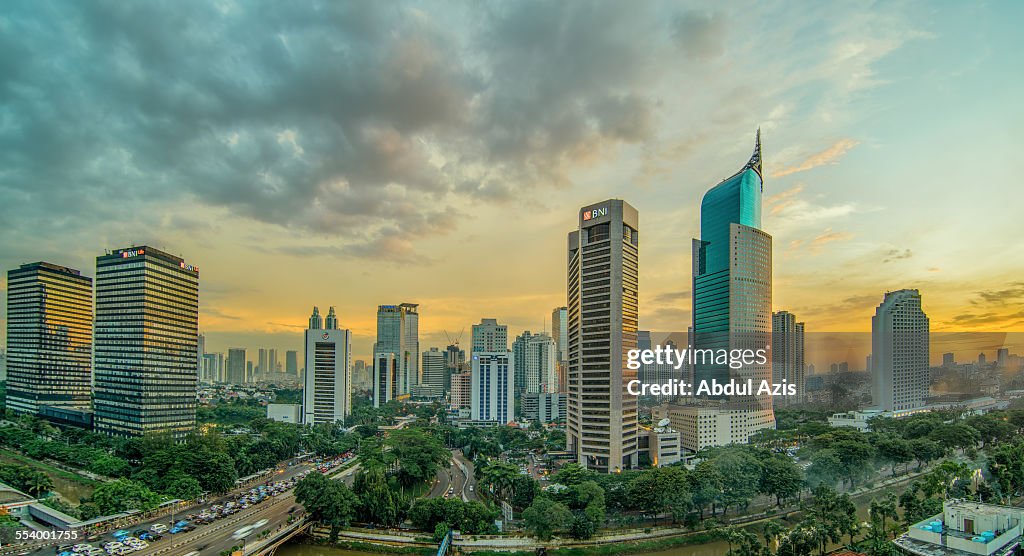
[73,544,94,553]
[150,523,168,533]
[232,525,254,540]
[252,518,269,529]
[103,542,123,551]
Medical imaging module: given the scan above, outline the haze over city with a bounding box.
[1,1,1022,364]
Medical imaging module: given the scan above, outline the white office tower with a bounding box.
[566,199,640,473]
[303,306,352,424]
[470,351,514,424]
[471,318,508,353]
[373,303,419,400]
[524,333,558,394]
[871,289,930,412]
[419,347,446,398]
[772,311,806,405]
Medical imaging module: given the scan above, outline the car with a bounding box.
[72,544,93,553]
[102,543,122,551]
[231,526,254,540]
[252,519,269,529]
[150,524,168,534]
[469,485,474,491]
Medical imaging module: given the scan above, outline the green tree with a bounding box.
[760,456,804,506]
[522,496,571,541]
[88,479,162,515]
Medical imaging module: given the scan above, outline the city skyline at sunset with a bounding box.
[2,1,1022,365]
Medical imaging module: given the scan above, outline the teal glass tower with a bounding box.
[690,131,774,432]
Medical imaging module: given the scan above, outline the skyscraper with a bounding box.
[636,330,653,385]
[663,132,774,450]
[268,348,279,376]
[5,262,93,415]
[93,246,199,438]
[471,319,507,354]
[444,344,466,394]
[197,333,206,378]
[566,199,639,473]
[512,330,533,393]
[227,348,247,384]
[772,311,806,405]
[373,303,419,400]
[286,350,298,376]
[420,347,446,398]
[373,352,398,407]
[450,371,472,410]
[871,289,929,412]
[258,348,268,381]
[471,351,514,424]
[551,307,568,361]
[524,333,558,394]
[303,306,352,424]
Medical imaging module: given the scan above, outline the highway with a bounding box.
[427,450,478,502]
[17,459,359,556]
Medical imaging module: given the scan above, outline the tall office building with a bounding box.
[303,306,352,424]
[871,289,929,412]
[772,311,806,405]
[373,303,419,400]
[373,352,398,407]
[5,262,93,415]
[202,352,224,383]
[512,330,533,393]
[268,348,279,376]
[94,246,199,438]
[471,319,507,354]
[419,347,446,398]
[197,333,206,377]
[247,361,254,382]
[286,350,298,376]
[998,348,1009,368]
[551,307,569,361]
[471,352,514,424]
[524,333,558,394]
[662,132,775,449]
[552,307,569,394]
[258,348,268,381]
[227,348,247,384]
[566,199,639,473]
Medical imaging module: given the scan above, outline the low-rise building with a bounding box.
[897,500,1024,556]
[267,403,302,424]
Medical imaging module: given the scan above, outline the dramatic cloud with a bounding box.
[881,248,913,263]
[810,228,854,251]
[770,139,860,177]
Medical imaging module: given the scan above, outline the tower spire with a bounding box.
[745,127,763,184]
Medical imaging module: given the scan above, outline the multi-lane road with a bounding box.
[17,459,360,556]
[427,450,478,502]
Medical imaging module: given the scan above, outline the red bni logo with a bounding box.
[321,332,329,340]
[582,207,607,221]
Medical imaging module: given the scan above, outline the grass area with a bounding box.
[0,447,100,487]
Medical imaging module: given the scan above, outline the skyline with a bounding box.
[2,2,1023,366]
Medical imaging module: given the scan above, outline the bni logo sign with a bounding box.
[321,332,330,340]
[582,206,608,221]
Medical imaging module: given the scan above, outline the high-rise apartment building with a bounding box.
[303,306,352,424]
[5,262,93,415]
[373,303,419,400]
[444,344,466,393]
[772,311,806,405]
[202,352,224,383]
[93,246,199,438]
[552,307,569,394]
[227,348,246,384]
[524,333,558,394]
[471,319,507,354]
[450,371,472,409]
[470,352,514,424]
[512,330,533,393]
[871,289,929,412]
[566,199,640,473]
[268,348,279,376]
[420,347,446,398]
[197,333,206,377]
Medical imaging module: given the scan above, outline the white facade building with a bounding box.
[871,289,930,412]
[303,306,352,424]
[470,352,514,424]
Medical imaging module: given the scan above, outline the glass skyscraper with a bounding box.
[5,262,93,415]
[373,303,418,405]
[93,246,199,438]
[685,130,774,446]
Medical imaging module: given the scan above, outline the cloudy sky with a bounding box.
[1,1,1022,364]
